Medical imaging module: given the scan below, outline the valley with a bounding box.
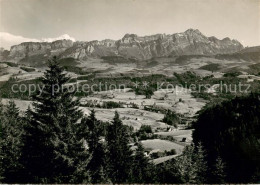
[0,30,260,165]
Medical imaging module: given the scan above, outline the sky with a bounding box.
[0,0,259,49]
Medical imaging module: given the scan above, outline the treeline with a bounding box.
[0,99,147,183]
[0,102,225,183]
[193,93,260,183]
[81,100,124,109]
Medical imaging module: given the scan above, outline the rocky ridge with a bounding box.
[4,29,244,61]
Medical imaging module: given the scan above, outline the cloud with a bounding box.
[0,32,40,50]
[42,34,75,42]
[0,32,76,50]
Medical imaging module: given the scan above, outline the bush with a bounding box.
[223,71,242,77]
[102,101,123,109]
[139,125,152,133]
[20,66,35,72]
[4,62,18,67]
[131,103,139,109]
[136,125,153,140]
[134,87,154,99]
[199,63,220,72]
[165,149,176,156]
[162,110,180,128]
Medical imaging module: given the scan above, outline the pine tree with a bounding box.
[129,142,150,183]
[194,142,208,183]
[174,143,208,183]
[106,111,133,183]
[24,106,33,122]
[174,144,197,183]
[0,101,24,183]
[212,156,226,183]
[20,57,89,183]
[80,109,108,183]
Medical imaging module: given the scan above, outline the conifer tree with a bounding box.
[24,106,33,122]
[0,101,24,183]
[106,111,133,183]
[212,156,226,183]
[174,143,208,183]
[129,142,150,183]
[80,109,108,183]
[174,144,197,183]
[20,57,89,183]
[194,142,208,183]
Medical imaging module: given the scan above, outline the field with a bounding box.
[141,139,184,154]
[155,129,193,143]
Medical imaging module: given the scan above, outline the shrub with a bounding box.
[20,66,35,72]
[223,71,242,77]
[165,149,176,156]
[162,110,180,128]
[102,101,123,109]
[4,62,18,67]
[136,125,153,140]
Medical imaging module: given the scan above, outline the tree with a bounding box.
[173,143,207,183]
[129,142,150,183]
[212,156,226,183]
[136,125,153,140]
[0,101,24,183]
[174,144,197,183]
[251,167,260,183]
[154,159,181,183]
[20,57,89,183]
[80,109,108,183]
[193,93,260,183]
[24,106,33,122]
[194,142,208,183]
[106,111,133,183]
[162,110,179,128]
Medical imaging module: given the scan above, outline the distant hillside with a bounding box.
[240,46,260,53]
[1,29,244,64]
[215,46,260,62]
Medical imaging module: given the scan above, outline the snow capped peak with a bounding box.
[41,34,76,42]
[0,32,76,50]
[0,32,40,50]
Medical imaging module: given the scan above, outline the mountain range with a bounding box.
[0,29,245,62]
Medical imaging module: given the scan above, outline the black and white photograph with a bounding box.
[0,0,260,183]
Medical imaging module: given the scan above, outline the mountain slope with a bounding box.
[3,29,244,62]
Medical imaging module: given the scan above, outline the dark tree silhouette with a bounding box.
[0,101,24,183]
[80,109,108,183]
[129,142,150,183]
[20,57,89,183]
[193,93,260,183]
[106,111,133,183]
